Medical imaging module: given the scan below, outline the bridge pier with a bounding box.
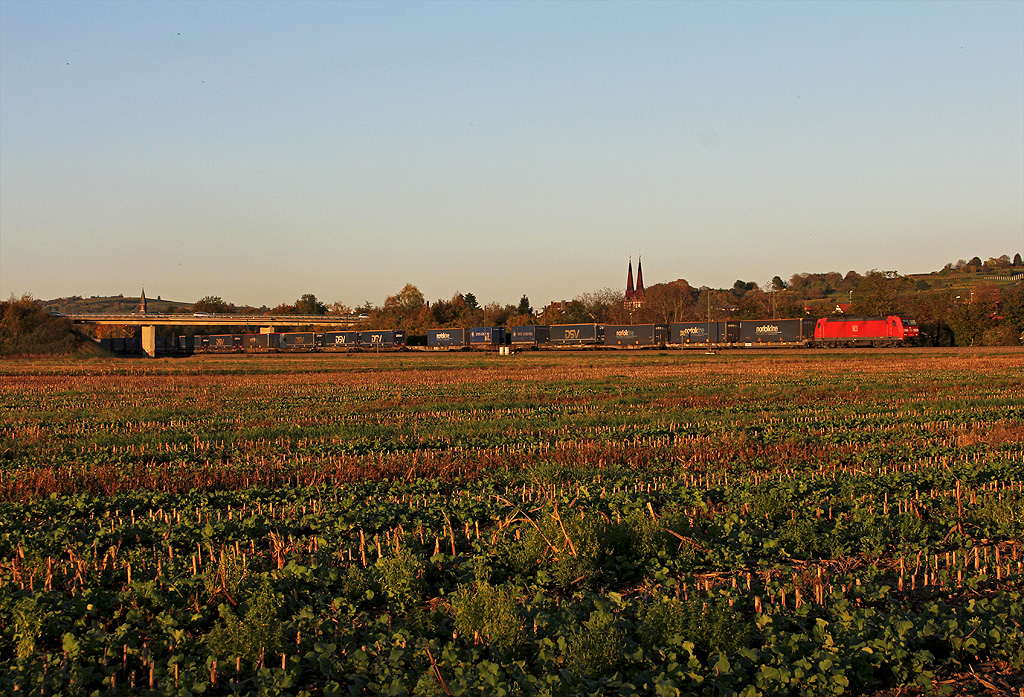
[141,325,156,357]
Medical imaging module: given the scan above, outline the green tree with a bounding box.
[732,280,756,297]
[294,293,327,315]
[431,298,456,326]
[0,294,82,356]
[193,296,235,313]
[948,304,989,346]
[735,287,774,319]
[1003,282,1024,334]
[854,271,909,315]
[388,284,425,313]
[517,295,532,315]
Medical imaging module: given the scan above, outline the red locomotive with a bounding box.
[814,316,919,347]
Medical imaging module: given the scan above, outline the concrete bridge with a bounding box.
[60,313,367,357]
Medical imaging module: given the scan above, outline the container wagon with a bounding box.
[207,334,241,351]
[322,331,360,350]
[511,325,550,348]
[280,332,316,351]
[360,330,402,349]
[604,324,658,347]
[670,321,740,346]
[244,333,281,351]
[469,327,507,349]
[550,324,603,346]
[738,319,816,346]
[428,328,468,350]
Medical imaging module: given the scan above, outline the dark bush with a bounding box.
[0,295,86,356]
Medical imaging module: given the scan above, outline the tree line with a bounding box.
[189,255,1024,347]
[15,252,1024,351]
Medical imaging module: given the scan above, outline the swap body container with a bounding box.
[322,331,360,349]
[428,328,468,349]
[207,334,240,350]
[739,319,815,345]
[550,324,602,345]
[469,327,507,347]
[280,332,316,350]
[177,335,204,351]
[603,324,656,347]
[511,325,550,347]
[245,333,281,350]
[360,330,398,348]
[671,321,738,345]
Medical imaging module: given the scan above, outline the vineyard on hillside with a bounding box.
[1,350,1022,696]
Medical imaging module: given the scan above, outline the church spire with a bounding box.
[624,256,645,311]
[139,288,147,314]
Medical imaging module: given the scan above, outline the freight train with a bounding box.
[142,315,917,355]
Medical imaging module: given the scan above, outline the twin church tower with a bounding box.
[624,256,645,311]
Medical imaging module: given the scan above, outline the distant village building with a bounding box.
[624,257,645,311]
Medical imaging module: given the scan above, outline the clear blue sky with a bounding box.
[2,0,1022,308]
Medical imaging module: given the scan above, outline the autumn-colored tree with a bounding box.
[483,302,516,327]
[636,280,696,324]
[447,293,483,328]
[539,301,567,326]
[506,312,537,328]
[734,287,776,320]
[574,288,628,324]
[370,284,429,332]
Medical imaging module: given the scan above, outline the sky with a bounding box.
[1,1,1022,309]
